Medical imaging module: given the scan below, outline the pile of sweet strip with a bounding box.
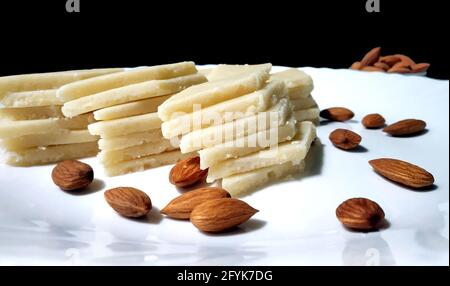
[0,68,121,165]
[59,62,206,176]
[159,64,318,196]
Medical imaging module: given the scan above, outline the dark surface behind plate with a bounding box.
[0,0,448,79]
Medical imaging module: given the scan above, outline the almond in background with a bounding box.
[320,107,354,122]
[362,113,386,129]
[383,119,426,136]
[369,158,434,188]
[329,129,362,150]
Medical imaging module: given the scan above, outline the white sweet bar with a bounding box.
[93,95,172,121]
[179,98,292,153]
[62,73,206,117]
[207,121,316,182]
[4,142,99,166]
[103,150,196,177]
[161,80,287,139]
[98,130,163,151]
[1,130,98,151]
[99,139,178,165]
[0,68,123,99]
[1,90,62,107]
[291,95,317,111]
[198,117,297,169]
[0,105,64,120]
[270,69,314,99]
[0,113,95,138]
[206,63,272,82]
[57,62,197,102]
[88,112,161,138]
[294,107,320,122]
[222,160,305,197]
[158,69,270,121]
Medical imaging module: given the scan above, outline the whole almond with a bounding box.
[190,198,258,232]
[169,156,208,187]
[104,187,152,217]
[161,187,231,219]
[383,119,426,136]
[329,129,361,150]
[394,54,416,66]
[388,66,411,74]
[362,113,386,129]
[360,47,381,67]
[369,158,434,188]
[411,63,430,73]
[350,62,362,70]
[392,61,413,70]
[379,55,401,66]
[320,107,354,122]
[362,66,385,72]
[373,62,390,71]
[52,160,94,191]
[336,198,385,230]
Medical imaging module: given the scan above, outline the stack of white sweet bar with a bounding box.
[57,62,206,176]
[0,68,122,166]
[158,64,318,196]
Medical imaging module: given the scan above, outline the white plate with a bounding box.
[0,66,448,266]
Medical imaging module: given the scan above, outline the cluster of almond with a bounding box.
[321,107,435,230]
[51,157,258,233]
[350,47,430,74]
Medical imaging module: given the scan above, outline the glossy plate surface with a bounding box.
[0,66,448,265]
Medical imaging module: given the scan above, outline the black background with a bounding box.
[0,0,448,79]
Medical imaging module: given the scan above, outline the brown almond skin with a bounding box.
[369,158,434,188]
[361,66,385,72]
[52,160,94,191]
[373,62,390,71]
[350,62,362,70]
[161,187,231,219]
[190,198,258,233]
[360,47,381,67]
[320,107,354,122]
[329,129,362,150]
[362,113,386,129]
[394,54,416,67]
[383,119,426,136]
[388,66,411,74]
[336,198,385,230]
[104,187,152,218]
[169,156,208,188]
[411,63,430,73]
[379,55,401,67]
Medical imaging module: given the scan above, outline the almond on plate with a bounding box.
[169,156,208,188]
[190,198,258,232]
[104,187,152,217]
[52,160,94,191]
[362,113,386,129]
[161,187,230,219]
[383,119,426,136]
[369,158,435,188]
[336,198,385,230]
[329,129,362,150]
[320,107,354,122]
